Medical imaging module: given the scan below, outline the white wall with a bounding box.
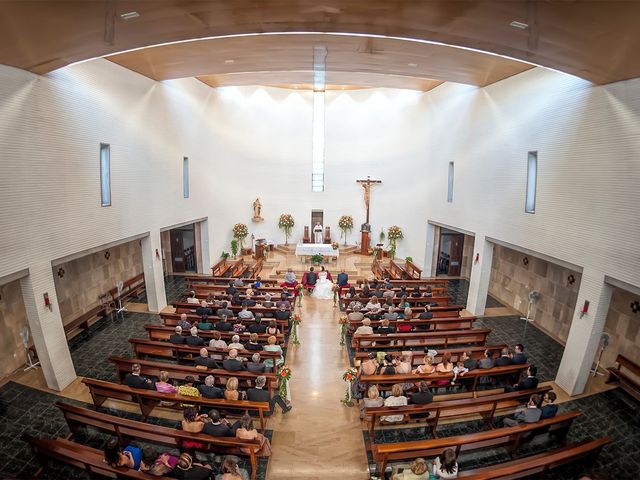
[204,87,431,265]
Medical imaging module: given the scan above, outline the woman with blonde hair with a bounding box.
[397,308,413,332]
[360,385,384,420]
[413,355,435,375]
[381,384,407,423]
[224,377,240,400]
[393,457,429,480]
[155,371,177,394]
[263,335,283,369]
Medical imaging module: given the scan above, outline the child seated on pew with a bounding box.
[450,361,469,386]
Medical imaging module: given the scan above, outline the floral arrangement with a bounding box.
[291,314,301,345]
[338,215,354,246]
[331,241,339,250]
[296,284,304,307]
[278,365,292,398]
[278,214,295,245]
[341,367,359,406]
[232,223,249,251]
[310,253,324,264]
[387,225,404,259]
[338,315,349,345]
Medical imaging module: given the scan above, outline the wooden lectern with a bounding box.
[303,226,311,244]
[360,231,370,254]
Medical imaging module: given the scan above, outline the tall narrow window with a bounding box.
[311,91,325,192]
[183,157,189,198]
[525,151,537,213]
[447,162,454,203]
[100,143,111,206]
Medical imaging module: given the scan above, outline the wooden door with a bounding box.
[171,230,186,272]
[448,234,464,276]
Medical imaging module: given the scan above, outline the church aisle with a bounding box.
[266,296,370,479]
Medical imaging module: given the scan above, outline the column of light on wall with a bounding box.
[312,91,325,192]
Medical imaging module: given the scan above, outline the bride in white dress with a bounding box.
[311,266,334,299]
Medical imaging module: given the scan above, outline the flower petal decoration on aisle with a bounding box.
[296,283,304,307]
[278,365,292,399]
[338,315,349,345]
[338,215,354,246]
[278,213,295,245]
[341,367,358,406]
[291,314,301,345]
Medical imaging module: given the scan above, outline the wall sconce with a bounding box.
[155,248,160,259]
[474,253,479,263]
[579,300,590,318]
[43,292,52,311]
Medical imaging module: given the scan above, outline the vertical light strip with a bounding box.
[312,92,325,192]
[447,161,454,203]
[525,151,537,213]
[183,156,189,198]
[100,143,111,206]
[312,45,327,192]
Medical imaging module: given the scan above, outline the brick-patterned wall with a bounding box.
[0,279,29,377]
[489,245,581,342]
[602,286,640,368]
[53,240,143,324]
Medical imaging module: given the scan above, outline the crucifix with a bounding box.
[356,176,382,254]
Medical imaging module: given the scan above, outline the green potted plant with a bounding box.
[310,253,324,265]
[230,239,238,259]
[221,251,230,260]
[387,226,404,260]
[405,256,413,263]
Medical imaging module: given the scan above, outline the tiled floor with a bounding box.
[364,387,639,479]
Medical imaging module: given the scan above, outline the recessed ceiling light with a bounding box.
[510,21,528,29]
[407,63,418,67]
[120,11,140,20]
[224,59,235,64]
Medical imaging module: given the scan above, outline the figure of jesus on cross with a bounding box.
[357,176,382,224]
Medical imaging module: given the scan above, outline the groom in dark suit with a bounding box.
[304,267,318,292]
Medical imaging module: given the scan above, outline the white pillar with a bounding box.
[466,235,494,315]
[198,219,211,275]
[20,263,76,391]
[423,223,436,278]
[142,231,167,312]
[556,269,611,396]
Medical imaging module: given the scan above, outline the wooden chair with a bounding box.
[606,354,640,401]
[303,226,311,243]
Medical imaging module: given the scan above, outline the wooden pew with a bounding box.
[108,273,145,303]
[404,259,422,279]
[160,312,289,333]
[187,274,278,287]
[211,258,229,276]
[372,259,389,279]
[606,353,640,401]
[348,315,477,333]
[359,364,530,396]
[144,324,285,345]
[128,338,281,369]
[63,304,107,338]
[389,260,409,280]
[347,285,448,296]
[353,344,508,368]
[346,305,464,318]
[365,386,552,440]
[173,302,290,316]
[55,402,262,480]
[81,377,270,429]
[351,328,492,352]
[375,410,583,476]
[230,258,250,278]
[387,279,449,286]
[109,356,278,396]
[22,433,174,479]
[456,437,610,479]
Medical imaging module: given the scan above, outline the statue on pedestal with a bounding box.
[252,198,264,222]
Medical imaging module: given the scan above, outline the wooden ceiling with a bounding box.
[0,1,639,87]
[107,34,531,90]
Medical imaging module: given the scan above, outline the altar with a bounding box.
[295,243,339,262]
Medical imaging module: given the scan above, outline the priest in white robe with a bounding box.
[313,222,323,243]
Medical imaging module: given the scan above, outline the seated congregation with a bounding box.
[343,276,610,479]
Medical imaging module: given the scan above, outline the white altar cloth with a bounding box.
[295,243,339,258]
